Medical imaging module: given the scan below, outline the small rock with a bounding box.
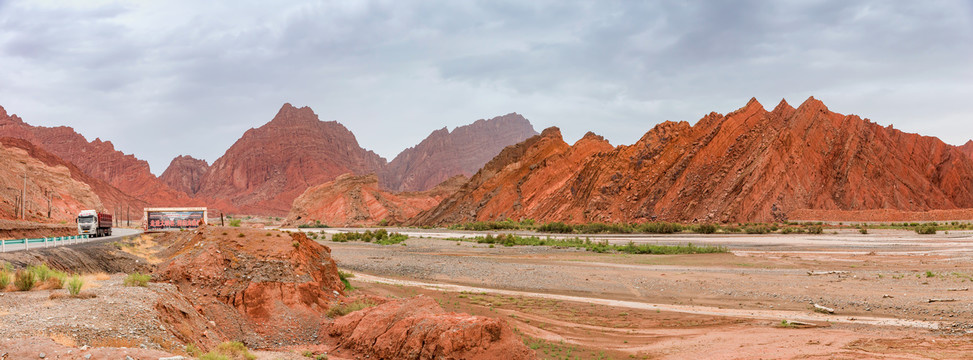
[84,355,92,360]
[38,353,45,359]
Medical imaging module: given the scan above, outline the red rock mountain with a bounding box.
[380,113,537,191]
[286,173,465,226]
[159,155,210,195]
[0,137,145,221]
[0,106,198,209]
[959,140,973,161]
[412,97,973,224]
[195,104,387,215]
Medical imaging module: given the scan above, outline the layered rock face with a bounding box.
[381,113,537,192]
[0,106,196,209]
[195,104,387,215]
[413,97,973,224]
[159,155,210,195]
[286,173,465,226]
[0,137,145,221]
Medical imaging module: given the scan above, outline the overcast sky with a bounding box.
[1,1,971,175]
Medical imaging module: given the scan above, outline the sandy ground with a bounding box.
[312,229,973,359]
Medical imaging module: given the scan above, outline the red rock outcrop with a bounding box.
[381,113,537,192]
[159,155,210,195]
[0,137,145,221]
[0,105,198,210]
[155,226,344,347]
[195,104,387,215]
[327,295,533,360]
[286,173,465,226]
[412,97,973,224]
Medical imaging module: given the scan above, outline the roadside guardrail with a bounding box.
[0,235,91,253]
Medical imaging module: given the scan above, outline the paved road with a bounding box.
[0,227,142,253]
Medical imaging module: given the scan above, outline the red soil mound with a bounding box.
[287,173,466,226]
[327,295,533,360]
[413,97,973,224]
[155,226,344,347]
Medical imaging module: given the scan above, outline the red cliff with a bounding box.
[0,105,199,210]
[160,155,210,195]
[380,113,537,191]
[412,97,973,224]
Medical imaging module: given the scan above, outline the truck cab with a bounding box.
[77,209,112,237]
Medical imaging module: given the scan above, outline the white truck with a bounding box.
[77,209,112,237]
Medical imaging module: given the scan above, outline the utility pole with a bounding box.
[21,163,27,220]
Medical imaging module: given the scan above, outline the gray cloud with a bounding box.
[0,0,970,174]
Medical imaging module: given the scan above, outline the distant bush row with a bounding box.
[460,234,727,254]
[331,229,409,245]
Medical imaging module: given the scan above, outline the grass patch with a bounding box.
[328,299,378,317]
[123,272,151,287]
[199,341,256,360]
[297,220,330,228]
[338,270,354,291]
[14,270,35,291]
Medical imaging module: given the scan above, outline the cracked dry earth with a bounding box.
[313,228,973,359]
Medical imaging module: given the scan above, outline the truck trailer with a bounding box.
[77,210,112,237]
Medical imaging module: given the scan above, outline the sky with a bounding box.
[1,1,971,175]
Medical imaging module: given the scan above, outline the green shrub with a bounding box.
[14,270,35,291]
[537,222,574,233]
[694,223,718,234]
[806,225,824,234]
[744,225,769,234]
[916,225,937,235]
[123,272,151,287]
[228,219,241,227]
[66,274,84,296]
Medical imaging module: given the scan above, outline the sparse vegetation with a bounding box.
[228,219,242,227]
[327,299,378,317]
[298,220,329,228]
[199,341,256,360]
[453,234,727,254]
[123,272,151,287]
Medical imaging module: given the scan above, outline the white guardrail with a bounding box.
[0,235,91,253]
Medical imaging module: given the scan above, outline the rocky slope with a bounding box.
[286,173,466,226]
[413,97,973,224]
[0,106,197,209]
[0,137,145,221]
[159,155,210,195]
[381,113,537,192]
[195,103,387,215]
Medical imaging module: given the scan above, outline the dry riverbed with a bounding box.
[319,230,973,359]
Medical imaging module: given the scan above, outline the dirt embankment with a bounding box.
[0,220,76,241]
